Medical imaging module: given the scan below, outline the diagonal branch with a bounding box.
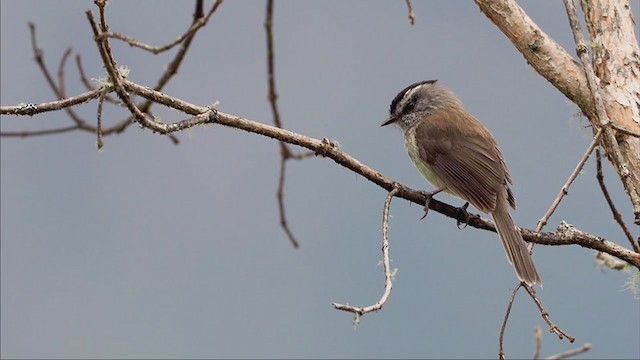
[474,0,594,114]
[4,78,639,268]
[564,0,640,224]
[536,129,602,232]
[476,0,640,225]
[596,149,639,252]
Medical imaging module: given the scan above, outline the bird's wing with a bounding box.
[414,106,512,213]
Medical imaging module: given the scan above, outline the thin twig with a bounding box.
[57,48,72,98]
[596,149,638,252]
[533,326,543,360]
[610,123,640,138]
[545,343,592,359]
[28,22,60,98]
[500,284,575,359]
[86,8,155,131]
[97,0,222,55]
[404,0,416,25]
[595,251,629,271]
[97,93,105,150]
[332,185,400,321]
[499,284,523,360]
[75,53,93,90]
[28,23,89,128]
[265,0,304,248]
[265,0,283,130]
[500,126,603,358]
[151,1,224,97]
[524,285,575,343]
[0,88,106,116]
[76,53,118,104]
[0,125,80,138]
[289,150,315,160]
[536,128,602,232]
[276,157,299,248]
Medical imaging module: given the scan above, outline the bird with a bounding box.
[381,79,541,286]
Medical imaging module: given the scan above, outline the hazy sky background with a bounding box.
[2,1,639,358]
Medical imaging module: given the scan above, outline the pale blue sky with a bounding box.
[2,1,639,358]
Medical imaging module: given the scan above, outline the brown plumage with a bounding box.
[383,80,541,286]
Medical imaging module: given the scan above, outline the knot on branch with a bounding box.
[316,138,337,157]
[14,103,39,116]
[576,43,588,56]
[206,106,219,123]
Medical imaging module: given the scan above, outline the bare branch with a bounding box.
[611,123,640,138]
[474,0,594,114]
[7,74,631,268]
[545,343,592,359]
[533,326,543,360]
[536,129,602,231]
[0,125,80,138]
[96,93,105,150]
[499,285,573,360]
[595,251,630,271]
[499,284,522,360]
[332,185,400,320]
[525,285,575,343]
[0,88,106,117]
[596,149,638,252]
[5,19,639,269]
[86,8,161,132]
[404,0,416,25]
[563,0,640,224]
[265,0,307,248]
[76,54,118,105]
[276,158,299,248]
[97,0,222,55]
[476,0,640,225]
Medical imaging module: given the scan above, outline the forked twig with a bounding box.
[534,325,591,360]
[97,0,223,55]
[265,0,314,248]
[499,284,523,360]
[524,285,575,343]
[1,2,222,144]
[499,123,597,359]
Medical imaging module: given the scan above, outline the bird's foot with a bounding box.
[419,189,443,220]
[456,202,471,229]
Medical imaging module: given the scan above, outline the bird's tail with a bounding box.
[491,190,542,286]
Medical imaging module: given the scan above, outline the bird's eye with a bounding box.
[402,100,415,115]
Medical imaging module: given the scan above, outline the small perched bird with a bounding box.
[382,80,541,286]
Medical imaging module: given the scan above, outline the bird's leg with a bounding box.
[456,202,471,229]
[419,189,444,220]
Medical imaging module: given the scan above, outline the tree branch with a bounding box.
[474,0,594,114]
[4,78,638,268]
[475,0,640,224]
[564,0,640,224]
[332,185,400,321]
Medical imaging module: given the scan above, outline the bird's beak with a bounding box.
[381,116,396,127]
